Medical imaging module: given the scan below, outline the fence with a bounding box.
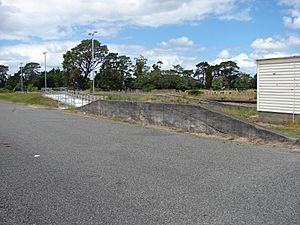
[41,88,101,107]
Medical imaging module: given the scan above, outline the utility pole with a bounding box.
[43,51,47,91]
[20,63,23,92]
[88,31,97,93]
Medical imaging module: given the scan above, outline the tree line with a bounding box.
[0,39,257,92]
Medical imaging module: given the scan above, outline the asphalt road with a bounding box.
[0,102,299,225]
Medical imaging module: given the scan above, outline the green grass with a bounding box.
[203,104,259,121]
[0,92,60,108]
[218,107,259,120]
[267,126,300,138]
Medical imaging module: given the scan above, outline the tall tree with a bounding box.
[234,72,251,90]
[172,64,184,75]
[182,69,194,77]
[134,55,148,78]
[0,65,8,88]
[23,62,41,88]
[133,55,150,89]
[195,61,210,83]
[250,74,257,89]
[96,53,132,90]
[205,66,214,89]
[62,39,108,89]
[218,61,239,88]
[46,68,65,88]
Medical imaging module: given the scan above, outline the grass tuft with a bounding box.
[0,92,60,108]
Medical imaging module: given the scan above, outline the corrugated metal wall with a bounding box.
[257,57,300,115]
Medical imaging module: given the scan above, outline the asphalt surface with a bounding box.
[0,102,299,225]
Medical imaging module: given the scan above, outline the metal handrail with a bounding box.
[41,88,100,107]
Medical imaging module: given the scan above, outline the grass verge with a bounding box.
[0,92,60,108]
[218,107,259,121]
[266,125,300,138]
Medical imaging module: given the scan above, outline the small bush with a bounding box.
[142,84,155,92]
[27,84,38,92]
[0,88,11,93]
[187,90,204,96]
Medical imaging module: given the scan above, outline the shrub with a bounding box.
[211,76,223,90]
[187,90,204,96]
[142,84,155,92]
[27,84,38,92]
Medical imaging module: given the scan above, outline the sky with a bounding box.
[0,0,300,75]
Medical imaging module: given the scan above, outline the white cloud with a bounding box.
[287,34,300,45]
[283,16,300,29]
[0,40,80,73]
[217,49,230,59]
[0,0,251,40]
[213,51,256,74]
[250,35,300,56]
[0,35,204,74]
[161,36,194,47]
[219,8,252,21]
[109,36,202,70]
[279,0,300,29]
[246,34,300,71]
[251,37,287,51]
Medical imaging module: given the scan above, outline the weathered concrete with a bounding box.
[80,100,299,143]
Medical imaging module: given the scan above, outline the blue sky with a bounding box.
[0,0,300,75]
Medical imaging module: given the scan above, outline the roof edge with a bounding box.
[256,55,300,62]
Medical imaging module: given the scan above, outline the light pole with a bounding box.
[20,63,23,92]
[88,31,97,93]
[43,51,47,91]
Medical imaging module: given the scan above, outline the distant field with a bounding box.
[0,92,60,108]
[91,89,257,105]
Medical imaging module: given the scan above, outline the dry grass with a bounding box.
[267,125,300,138]
[193,89,257,101]
[90,89,256,105]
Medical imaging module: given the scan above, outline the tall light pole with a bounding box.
[20,63,23,92]
[88,31,97,93]
[43,51,47,91]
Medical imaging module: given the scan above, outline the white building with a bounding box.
[256,56,300,119]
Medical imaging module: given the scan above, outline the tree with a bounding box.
[218,61,239,88]
[205,66,213,89]
[212,76,224,90]
[46,68,65,88]
[62,39,108,89]
[134,55,148,78]
[133,55,150,89]
[5,74,21,91]
[250,74,257,89]
[182,69,194,77]
[0,65,8,88]
[96,53,133,91]
[234,73,251,90]
[172,64,184,75]
[23,62,41,89]
[195,61,209,83]
[150,62,162,89]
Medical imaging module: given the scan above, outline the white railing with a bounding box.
[41,88,101,107]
